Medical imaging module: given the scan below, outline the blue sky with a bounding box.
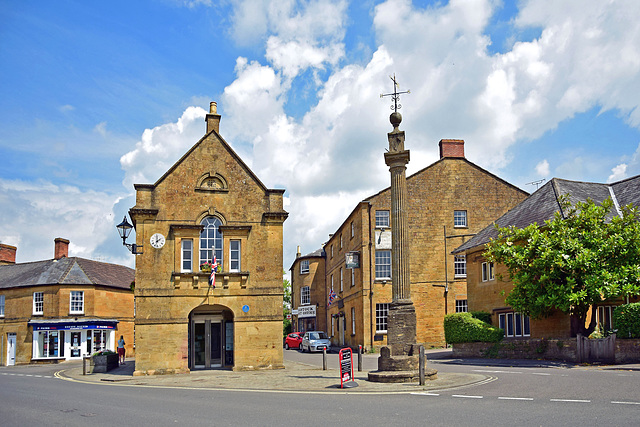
[1,0,640,267]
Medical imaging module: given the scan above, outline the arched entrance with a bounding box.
[189,305,234,370]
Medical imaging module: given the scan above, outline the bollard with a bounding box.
[83,356,88,375]
[323,347,327,370]
[419,345,425,386]
[358,345,363,372]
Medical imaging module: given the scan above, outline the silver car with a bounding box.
[300,331,331,352]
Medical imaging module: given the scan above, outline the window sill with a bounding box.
[69,313,85,316]
[454,275,467,279]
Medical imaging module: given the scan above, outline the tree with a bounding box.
[283,271,292,335]
[484,197,640,337]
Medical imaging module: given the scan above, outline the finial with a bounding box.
[380,74,410,129]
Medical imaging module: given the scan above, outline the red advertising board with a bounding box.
[339,348,353,388]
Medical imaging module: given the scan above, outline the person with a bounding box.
[117,335,126,365]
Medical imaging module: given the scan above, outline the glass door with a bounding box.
[210,322,222,367]
[194,322,206,368]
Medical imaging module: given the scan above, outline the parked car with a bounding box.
[284,332,303,350]
[300,331,331,353]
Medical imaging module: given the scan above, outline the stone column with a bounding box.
[383,112,417,356]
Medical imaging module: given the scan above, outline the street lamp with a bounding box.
[116,216,143,255]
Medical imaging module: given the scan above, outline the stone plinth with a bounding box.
[387,300,417,355]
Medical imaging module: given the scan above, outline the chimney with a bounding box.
[206,101,221,134]
[0,243,17,265]
[296,246,301,259]
[54,238,69,260]
[439,139,465,159]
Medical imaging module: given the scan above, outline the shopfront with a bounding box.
[296,305,317,334]
[28,319,118,361]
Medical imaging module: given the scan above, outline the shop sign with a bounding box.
[297,305,316,318]
[345,251,360,269]
[31,323,116,331]
[339,347,357,388]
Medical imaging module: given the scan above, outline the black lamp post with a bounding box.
[116,216,143,255]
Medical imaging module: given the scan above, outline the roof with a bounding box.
[0,257,135,290]
[453,175,640,254]
[289,248,325,271]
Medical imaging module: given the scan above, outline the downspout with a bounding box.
[368,202,374,350]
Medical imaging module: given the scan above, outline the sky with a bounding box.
[1,0,640,269]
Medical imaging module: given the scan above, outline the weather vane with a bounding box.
[380,74,410,112]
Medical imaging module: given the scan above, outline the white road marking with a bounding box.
[498,397,534,401]
[611,401,640,405]
[452,394,483,399]
[411,392,439,396]
[550,399,591,403]
[472,370,522,374]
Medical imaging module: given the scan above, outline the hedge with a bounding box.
[444,312,504,344]
[613,303,640,339]
[470,311,492,325]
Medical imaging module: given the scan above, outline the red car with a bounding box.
[284,332,303,350]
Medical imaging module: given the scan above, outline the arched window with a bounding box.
[200,217,223,266]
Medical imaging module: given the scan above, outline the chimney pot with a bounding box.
[439,139,465,159]
[54,237,70,260]
[0,243,17,265]
[206,101,221,134]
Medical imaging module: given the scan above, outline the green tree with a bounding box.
[485,197,640,337]
[283,271,292,335]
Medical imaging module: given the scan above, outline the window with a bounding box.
[454,210,467,227]
[376,303,389,333]
[300,259,310,274]
[351,307,356,335]
[351,268,355,287]
[33,292,44,315]
[340,234,343,249]
[181,239,193,272]
[331,245,334,259]
[455,299,468,313]
[597,306,615,332]
[331,274,334,291]
[340,267,343,292]
[454,255,467,278]
[351,221,354,238]
[331,317,335,336]
[301,286,310,305]
[499,312,530,337]
[375,250,391,279]
[200,216,223,266]
[230,240,241,272]
[375,210,390,228]
[482,262,495,282]
[0,295,4,317]
[35,330,62,358]
[70,291,84,314]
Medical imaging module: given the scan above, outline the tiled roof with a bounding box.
[0,257,134,290]
[453,175,640,254]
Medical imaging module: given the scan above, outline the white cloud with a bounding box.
[120,106,207,189]
[0,179,124,263]
[535,159,550,177]
[608,163,628,183]
[94,121,107,137]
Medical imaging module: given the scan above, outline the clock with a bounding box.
[150,233,165,249]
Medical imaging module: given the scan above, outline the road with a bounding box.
[0,351,638,426]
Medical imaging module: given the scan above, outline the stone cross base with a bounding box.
[387,300,417,356]
[368,346,438,383]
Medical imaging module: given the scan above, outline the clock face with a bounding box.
[150,233,165,249]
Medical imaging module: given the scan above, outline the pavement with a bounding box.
[55,351,490,394]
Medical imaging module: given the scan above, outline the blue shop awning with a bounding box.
[28,318,119,331]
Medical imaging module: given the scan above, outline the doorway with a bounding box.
[189,305,233,370]
[7,333,16,366]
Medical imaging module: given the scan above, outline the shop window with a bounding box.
[200,216,223,266]
[455,299,468,313]
[375,250,391,280]
[35,330,62,358]
[181,239,193,272]
[300,259,309,274]
[70,291,84,314]
[301,286,310,305]
[375,210,390,228]
[376,303,389,333]
[33,292,44,315]
[454,255,467,278]
[454,210,467,227]
[230,240,241,272]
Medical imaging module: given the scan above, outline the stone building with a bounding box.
[290,248,326,334]
[0,238,134,365]
[453,176,640,338]
[291,139,528,350]
[129,102,288,375]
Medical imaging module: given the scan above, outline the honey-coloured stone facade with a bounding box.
[130,102,288,375]
[293,140,528,351]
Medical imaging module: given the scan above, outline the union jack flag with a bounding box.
[209,255,217,288]
[327,289,337,307]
